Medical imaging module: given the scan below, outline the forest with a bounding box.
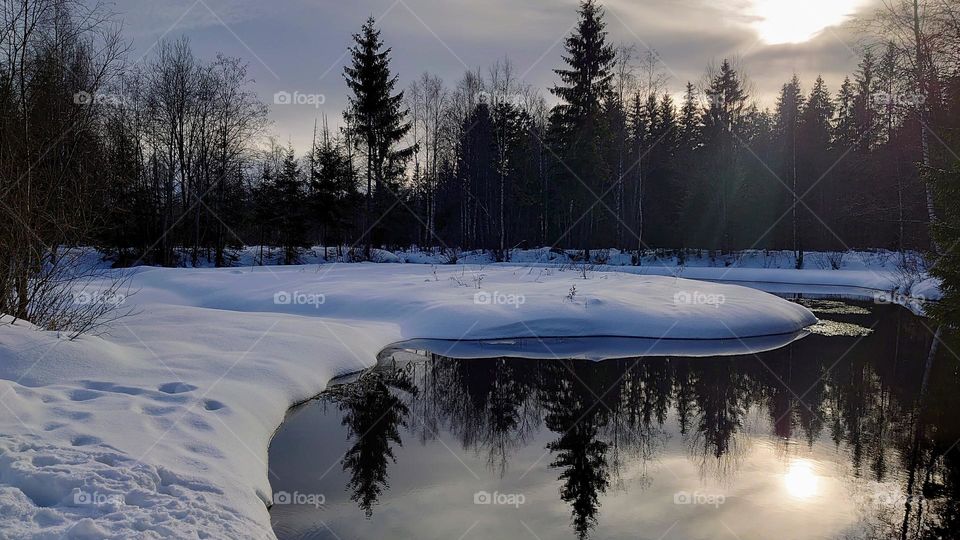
[3,0,960,322]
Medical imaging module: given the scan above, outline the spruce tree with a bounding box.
[627,91,653,247]
[678,82,700,153]
[275,148,308,265]
[853,51,879,152]
[309,122,357,251]
[775,75,804,264]
[550,0,616,250]
[343,17,414,255]
[798,76,835,250]
[700,60,749,250]
[491,101,526,257]
[834,77,857,148]
[551,0,616,125]
[676,82,701,249]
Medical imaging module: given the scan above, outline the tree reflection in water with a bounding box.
[311,305,960,539]
[325,370,417,517]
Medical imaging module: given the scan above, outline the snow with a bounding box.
[0,263,818,538]
[132,246,940,313]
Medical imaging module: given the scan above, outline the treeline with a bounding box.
[3,0,960,327]
[94,0,954,266]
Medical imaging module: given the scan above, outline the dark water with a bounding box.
[269,302,960,540]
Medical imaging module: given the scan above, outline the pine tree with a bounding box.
[343,17,414,255]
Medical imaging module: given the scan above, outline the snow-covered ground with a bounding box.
[163,246,940,312]
[0,264,818,538]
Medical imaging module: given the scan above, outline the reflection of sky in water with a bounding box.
[271,398,903,539]
[270,304,948,540]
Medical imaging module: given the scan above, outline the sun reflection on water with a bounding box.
[784,460,819,499]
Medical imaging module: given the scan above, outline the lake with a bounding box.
[268,301,956,540]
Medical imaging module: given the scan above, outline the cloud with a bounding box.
[117,0,883,150]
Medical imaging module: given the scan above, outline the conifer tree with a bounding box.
[309,121,357,251]
[926,76,960,322]
[551,1,616,126]
[701,60,750,250]
[550,0,616,250]
[834,77,857,148]
[853,51,879,152]
[344,17,414,256]
[275,148,309,264]
[774,76,804,261]
[798,76,835,250]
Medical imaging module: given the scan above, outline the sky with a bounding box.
[113,0,882,151]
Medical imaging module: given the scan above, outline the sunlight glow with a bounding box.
[784,460,819,499]
[750,0,867,44]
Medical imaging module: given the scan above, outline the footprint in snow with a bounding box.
[203,399,225,411]
[67,389,103,402]
[82,381,147,396]
[158,382,198,394]
[71,435,101,447]
[140,405,179,416]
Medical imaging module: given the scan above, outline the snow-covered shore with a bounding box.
[0,264,818,538]
[142,246,941,312]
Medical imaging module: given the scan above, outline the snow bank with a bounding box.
[100,246,940,313]
[0,264,814,538]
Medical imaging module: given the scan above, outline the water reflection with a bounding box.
[328,371,416,517]
[270,304,960,540]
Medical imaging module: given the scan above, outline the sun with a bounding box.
[750,0,867,44]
